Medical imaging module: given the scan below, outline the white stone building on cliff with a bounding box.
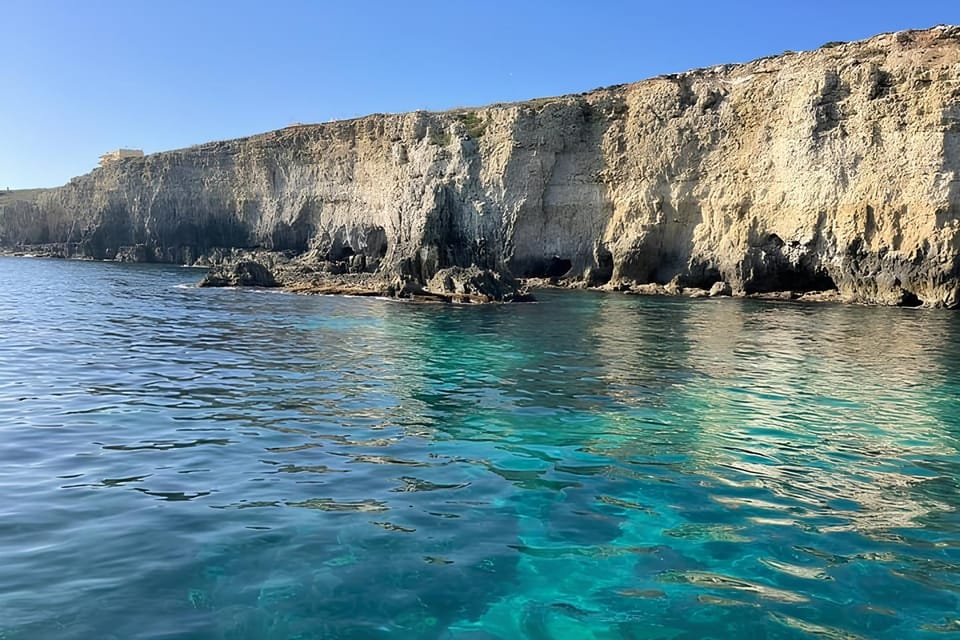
[99,149,144,167]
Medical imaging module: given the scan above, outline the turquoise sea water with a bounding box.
[2,256,960,639]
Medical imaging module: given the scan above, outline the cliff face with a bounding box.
[3,26,960,306]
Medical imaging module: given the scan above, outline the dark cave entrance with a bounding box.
[899,291,923,308]
[588,247,614,287]
[783,270,837,294]
[515,256,573,279]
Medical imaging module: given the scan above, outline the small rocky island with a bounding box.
[2,26,959,306]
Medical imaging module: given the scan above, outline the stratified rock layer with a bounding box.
[2,26,959,305]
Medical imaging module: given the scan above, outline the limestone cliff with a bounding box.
[2,25,959,306]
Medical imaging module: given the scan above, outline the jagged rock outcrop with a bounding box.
[198,261,278,288]
[2,26,959,306]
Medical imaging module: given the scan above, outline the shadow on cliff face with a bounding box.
[82,204,135,259]
[737,233,837,294]
[812,69,852,139]
[399,185,487,282]
[166,218,252,255]
[268,208,314,253]
[590,245,615,286]
[82,202,253,263]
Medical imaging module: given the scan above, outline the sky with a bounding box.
[1,0,958,189]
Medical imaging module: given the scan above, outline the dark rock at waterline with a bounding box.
[198,261,278,288]
[425,266,535,303]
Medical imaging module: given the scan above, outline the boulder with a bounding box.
[708,281,733,297]
[425,266,533,302]
[683,287,710,298]
[198,261,278,287]
[630,283,668,296]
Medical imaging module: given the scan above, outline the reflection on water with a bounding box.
[1,256,960,639]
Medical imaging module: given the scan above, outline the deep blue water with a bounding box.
[2,256,960,639]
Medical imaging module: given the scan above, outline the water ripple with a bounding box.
[1,257,960,639]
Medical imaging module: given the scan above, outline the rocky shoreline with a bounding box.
[2,246,859,307]
[197,257,535,304]
[0,245,534,303]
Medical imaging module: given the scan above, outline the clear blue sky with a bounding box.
[1,0,957,188]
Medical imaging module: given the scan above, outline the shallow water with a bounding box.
[1,256,960,639]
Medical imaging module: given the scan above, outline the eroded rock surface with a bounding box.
[2,26,959,306]
[198,261,278,288]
